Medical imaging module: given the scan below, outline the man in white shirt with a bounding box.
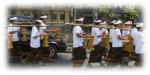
[107,20,127,64]
[131,24,138,47]
[7,17,22,55]
[39,15,55,36]
[72,18,86,67]
[122,21,132,57]
[99,21,108,37]
[88,19,103,66]
[21,20,44,66]
[134,23,146,66]
[100,21,108,37]
[99,21,109,62]
[108,20,116,54]
[122,21,132,36]
[39,15,55,62]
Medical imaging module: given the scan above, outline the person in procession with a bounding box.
[131,22,138,48]
[88,19,103,66]
[134,23,146,66]
[122,21,132,57]
[108,20,116,54]
[122,21,132,36]
[7,17,22,55]
[72,17,87,67]
[107,20,127,65]
[39,15,55,62]
[99,21,109,62]
[21,20,44,66]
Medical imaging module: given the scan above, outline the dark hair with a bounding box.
[9,20,16,23]
[95,22,100,25]
[76,21,81,23]
[40,18,43,20]
[132,24,136,27]
[114,24,118,27]
[137,27,141,31]
[110,23,114,25]
[40,18,45,20]
[9,20,13,23]
[36,21,41,25]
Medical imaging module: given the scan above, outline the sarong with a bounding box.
[89,44,102,63]
[73,46,86,67]
[107,47,123,62]
[9,41,22,56]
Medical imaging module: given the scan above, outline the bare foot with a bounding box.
[88,63,92,67]
[104,63,108,67]
[21,59,26,65]
[39,61,45,66]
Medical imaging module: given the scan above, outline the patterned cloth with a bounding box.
[108,42,112,55]
[21,48,42,61]
[73,46,86,67]
[107,47,123,62]
[88,44,102,63]
[122,51,129,57]
[101,46,108,56]
[41,47,50,57]
[9,41,22,56]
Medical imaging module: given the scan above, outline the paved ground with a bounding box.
[8,52,136,69]
[8,53,73,68]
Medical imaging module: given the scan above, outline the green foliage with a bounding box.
[97,6,110,14]
[123,7,139,20]
[109,13,119,20]
[96,6,110,19]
